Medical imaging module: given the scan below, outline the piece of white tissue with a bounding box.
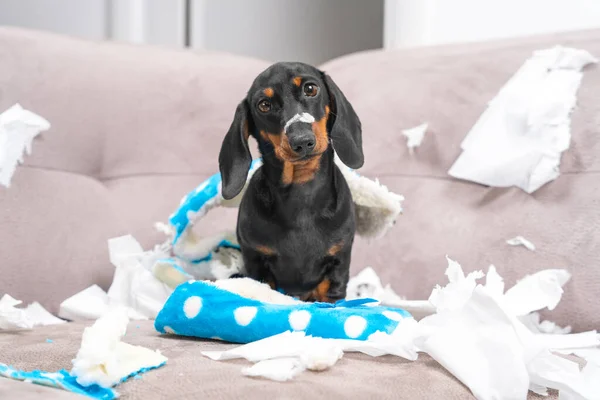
[506,236,536,251]
[401,122,428,154]
[448,46,598,193]
[415,260,599,400]
[346,267,436,319]
[0,104,50,187]
[204,260,600,399]
[242,358,306,382]
[71,306,167,388]
[0,294,65,330]
[59,235,173,321]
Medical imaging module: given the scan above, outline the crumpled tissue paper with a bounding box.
[59,235,173,321]
[203,326,419,382]
[448,46,597,193]
[204,259,600,400]
[0,103,50,188]
[402,122,428,154]
[506,236,536,251]
[0,294,65,330]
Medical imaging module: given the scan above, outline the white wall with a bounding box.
[385,0,600,48]
[109,0,186,46]
[0,0,108,40]
[192,0,384,65]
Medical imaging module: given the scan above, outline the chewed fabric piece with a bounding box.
[167,156,403,260]
[0,365,116,400]
[155,280,411,344]
[169,159,263,245]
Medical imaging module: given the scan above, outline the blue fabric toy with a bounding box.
[0,366,114,400]
[155,156,403,282]
[154,279,411,344]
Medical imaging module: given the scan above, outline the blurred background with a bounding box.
[1,0,600,65]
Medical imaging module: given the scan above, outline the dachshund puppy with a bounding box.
[219,62,363,302]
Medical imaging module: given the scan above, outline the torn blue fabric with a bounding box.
[155,280,411,344]
[0,362,166,400]
[0,366,116,400]
[169,158,263,245]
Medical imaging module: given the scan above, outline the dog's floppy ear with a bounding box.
[321,72,364,169]
[219,100,253,200]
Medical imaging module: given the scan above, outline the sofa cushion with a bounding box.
[320,29,600,332]
[0,320,560,399]
[0,27,267,313]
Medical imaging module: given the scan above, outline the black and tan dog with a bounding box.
[218,62,362,302]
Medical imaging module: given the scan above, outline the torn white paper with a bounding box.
[0,295,65,330]
[23,302,66,326]
[71,306,167,388]
[0,294,34,330]
[59,235,173,321]
[204,259,600,398]
[401,122,428,154]
[418,258,599,400]
[242,358,305,382]
[448,46,598,193]
[0,104,50,187]
[417,286,531,400]
[106,235,172,319]
[502,269,571,316]
[428,256,484,313]
[59,285,109,321]
[203,322,419,382]
[506,236,536,251]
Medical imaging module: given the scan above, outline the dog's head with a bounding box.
[219,62,363,199]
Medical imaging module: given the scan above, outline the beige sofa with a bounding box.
[0,27,599,399]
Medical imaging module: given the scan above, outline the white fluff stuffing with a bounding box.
[71,307,167,388]
[335,155,404,239]
[212,277,300,305]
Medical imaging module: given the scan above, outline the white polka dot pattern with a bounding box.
[289,310,311,331]
[183,296,203,319]
[234,306,257,326]
[344,316,367,338]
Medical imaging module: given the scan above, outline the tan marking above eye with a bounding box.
[263,87,274,98]
[256,245,276,256]
[293,76,302,87]
[327,240,344,256]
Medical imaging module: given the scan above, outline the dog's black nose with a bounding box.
[288,133,316,156]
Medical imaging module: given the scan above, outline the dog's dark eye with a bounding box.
[303,83,319,97]
[258,100,271,113]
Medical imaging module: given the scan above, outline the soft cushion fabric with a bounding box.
[0,321,559,399]
[0,27,599,333]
